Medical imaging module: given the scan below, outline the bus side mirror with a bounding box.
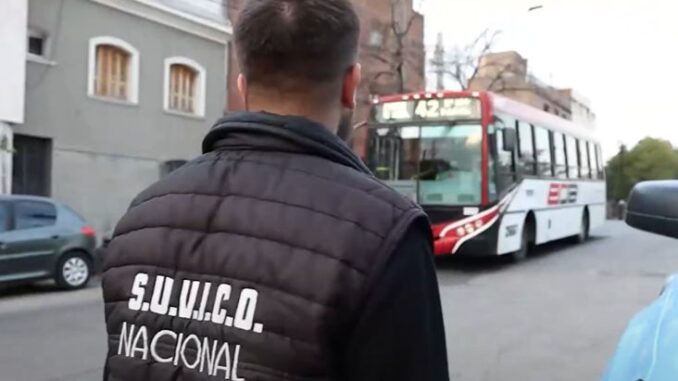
[502,129,517,152]
[626,180,678,239]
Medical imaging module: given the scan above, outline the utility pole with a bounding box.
[431,32,446,91]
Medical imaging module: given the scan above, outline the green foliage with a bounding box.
[606,138,678,200]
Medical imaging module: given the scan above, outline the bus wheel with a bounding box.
[511,225,530,262]
[574,210,590,243]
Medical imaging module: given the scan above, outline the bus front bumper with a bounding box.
[434,234,497,257]
[434,236,460,256]
[433,221,499,257]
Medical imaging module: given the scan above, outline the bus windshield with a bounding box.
[367,123,483,206]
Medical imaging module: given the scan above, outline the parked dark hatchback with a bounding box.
[0,195,96,290]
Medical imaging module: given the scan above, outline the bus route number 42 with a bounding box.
[414,98,475,120]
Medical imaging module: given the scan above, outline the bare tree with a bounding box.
[429,28,508,90]
[364,0,425,95]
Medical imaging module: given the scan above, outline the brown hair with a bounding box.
[235,0,360,96]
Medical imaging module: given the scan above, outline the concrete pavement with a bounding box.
[0,280,105,381]
[438,221,677,380]
[0,221,675,380]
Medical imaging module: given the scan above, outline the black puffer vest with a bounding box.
[102,112,427,381]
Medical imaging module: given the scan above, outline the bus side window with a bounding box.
[516,121,536,176]
[595,144,604,179]
[533,126,553,177]
[587,142,596,180]
[579,141,591,179]
[490,115,517,199]
[565,136,579,179]
[551,131,567,179]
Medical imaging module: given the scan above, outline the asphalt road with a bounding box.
[0,221,675,381]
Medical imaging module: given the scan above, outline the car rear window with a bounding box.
[60,205,86,224]
[15,201,57,230]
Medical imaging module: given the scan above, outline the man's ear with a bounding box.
[237,74,248,105]
[341,63,362,109]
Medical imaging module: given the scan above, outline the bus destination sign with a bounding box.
[372,97,482,123]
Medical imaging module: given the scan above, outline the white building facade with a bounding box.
[570,90,597,130]
[0,0,27,194]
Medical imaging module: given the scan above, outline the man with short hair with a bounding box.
[102,0,448,380]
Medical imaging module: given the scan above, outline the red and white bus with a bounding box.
[365,91,606,259]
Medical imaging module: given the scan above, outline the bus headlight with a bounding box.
[456,227,466,237]
[475,220,484,229]
[465,224,475,234]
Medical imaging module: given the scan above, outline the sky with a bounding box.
[419,0,677,159]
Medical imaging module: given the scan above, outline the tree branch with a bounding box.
[466,30,501,88]
[369,70,396,83]
[366,51,396,66]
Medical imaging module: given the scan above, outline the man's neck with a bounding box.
[245,99,339,134]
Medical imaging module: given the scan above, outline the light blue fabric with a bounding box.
[602,275,678,381]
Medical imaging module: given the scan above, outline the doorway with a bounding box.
[13,134,52,196]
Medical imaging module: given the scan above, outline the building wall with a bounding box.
[0,123,13,195]
[352,0,425,158]
[225,0,245,112]
[469,51,574,120]
[22,0,228,235]
[224,0,426,159]
[569,90,596,129]
[476,51,527,80]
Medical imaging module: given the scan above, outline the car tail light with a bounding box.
[81,226,96,237]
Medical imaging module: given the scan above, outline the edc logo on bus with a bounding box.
[547,183,579,205]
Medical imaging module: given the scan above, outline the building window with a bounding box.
[28,28,47,57]
[169,64,196,113]
[95,45,129,99]
[164,57,206,117]
[88,36,139,104]
[368,30,384,47]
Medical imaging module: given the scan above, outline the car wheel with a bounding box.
[56,252,91,290]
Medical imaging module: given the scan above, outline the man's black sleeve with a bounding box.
[344,221,449,381]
